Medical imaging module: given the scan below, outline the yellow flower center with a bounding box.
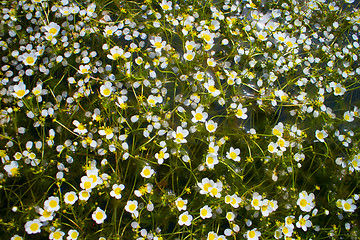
[204,35,211,42]
[210,187,218,196]
[16,90,26,98]
[195,113,203,121]
[49,200,57,208]
[181,215,188,222]
[11,167,18,176]
[207,124,215,131]
[105,128,113,135]
[30,223,39,232]
[102,88,111,96]
[54,232,62,239]
[143,168,151,176]
[129,204,136,211]
[300,199,307,207]
[84,181,91,189]
[43,210,51,218]
[299,218,306,226]
[249,230,256,238]
[203,183,211,192]
[67,194,75,202]
[317,132,324,140]
[344,202,351,210]
[96,211,103,220]
[177,200,184,208]
[230,152,237,159]
[208,86,216,92]
[352,160,358,167]
[49,28,57,35]
[78,124,85,131]
[158,151,165,159]
[176,133,184,140]
[154,42,162,49]
[26,56,35,65]
[115,187,122,195]
[201,209,208,216]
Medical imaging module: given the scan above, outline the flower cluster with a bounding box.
[0,0,360,239]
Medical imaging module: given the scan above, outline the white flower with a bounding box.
[344,111,354,122]
[155,147,169,164]
[64,191,78,205]
[10,235,23,240]
[226,147,241,162]
[245,228,261,240]
[21,52,38,66]
[207,58,216,67]
[251,192,262,210]
[184,51,195,61]
[296,214,312,231]
[12,82,29,99]
[103,25,118,36]
[92,207,107,224]
[198,178,214,194]
[4,161,19,177]
[107,46,130,60]
[199,205,212,219]
[78,65,90,74]
[49,229,65,240]
[208,181,223,198]
[284,36,298,48]
[140,165,155,178]
[272,122,284,137]
[204,80,221,97]
[205,120,218,133]
[80,176,95,190]
[330,82,346,96]
[110,184,125,199]
[268,142,278,154]
[98,127,114,139]
[173,126,189,144]
[44,22,60,37]
[315,130,328,142]
[256,31,268,41]
[191,107,208,123]
[341,198,357,212]
[67,229,79,240]
[185,40,196,51]
[73,120,88,135]
[297,191,315,212]
[100,81,113,97]
[125,200,139,218]
[24,219,42,234]
[205,153,219,169]
[44,196,60,212]
[150,36,166,53]
[79,190,90,201]
[147,95,163,107]
[178,211,193,226]
[281,224,294,237]
[160,0,172,11]
[175,197,188,211]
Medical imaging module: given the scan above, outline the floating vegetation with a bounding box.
[0,0,359,239]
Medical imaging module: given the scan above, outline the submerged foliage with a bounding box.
[0,0,360,239]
